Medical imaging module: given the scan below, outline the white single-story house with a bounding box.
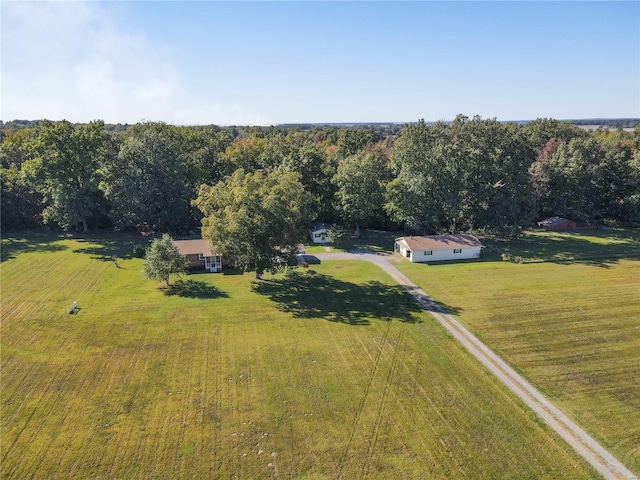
[394,234,483,263]
[172,239,222,272]
[308,222,332,244]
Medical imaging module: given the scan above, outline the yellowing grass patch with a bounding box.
[395,229,640,475]
[1,235,600,478]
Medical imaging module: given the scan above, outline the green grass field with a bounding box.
[1,233,599,478]
[304,229,399,254]
[394,229,640,475]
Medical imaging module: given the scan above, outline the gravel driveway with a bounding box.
[314,251,637,480]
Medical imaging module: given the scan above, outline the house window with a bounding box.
[315,233,321,238]
[197,253,204,260]
[424,251,432,255]
[453,249,462,254]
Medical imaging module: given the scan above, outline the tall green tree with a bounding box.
[333,149,390,237]
[101,122,195,233]
[530,137,603,222]
[144,234,188,287]
[1,127,35,169]
[193,169,311,279]
[626,150,640,223]
[267,132,335,221]
[327,225,348,249]
[387,116,535,236]
[222,131,335,222]
[26,120,112,232]
[531,135,640,224]
[0,127,43,229]
[337,128,376,157]
[181,127,232,188]
[0,168,42,229]
[386,119,461,233]
[520,118,587,153]
[221,134,269,174]
[593,131,640,222]
[452,118,535,236]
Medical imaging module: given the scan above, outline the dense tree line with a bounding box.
[2,117,639,240]
[568,118,640,130]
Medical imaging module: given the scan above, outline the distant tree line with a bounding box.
[2,116,639,239]
[567,118,640,130]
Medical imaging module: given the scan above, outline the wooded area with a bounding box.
[2,116,639,237]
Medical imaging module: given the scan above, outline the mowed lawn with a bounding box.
[1,234,599,479]
[394,229,640,475]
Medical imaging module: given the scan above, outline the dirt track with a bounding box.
[315,251,638,480]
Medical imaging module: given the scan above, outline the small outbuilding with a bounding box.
[308,222,332,244]
[394,234,483,263]
[537,216,576,231]
[172,239,222,272]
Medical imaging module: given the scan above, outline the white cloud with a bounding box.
[1,1,268,125]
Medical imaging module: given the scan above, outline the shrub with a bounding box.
[132,244,146,258]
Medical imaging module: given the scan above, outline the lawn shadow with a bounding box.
[252,270,422,325]
[222,268,245,276]
[71,236,143,262]
[163,279,228,299]
[1,234,68,262]
[436,301,463,316]
[335,229,400,254]
[483,229,640,268]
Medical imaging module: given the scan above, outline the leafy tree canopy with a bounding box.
[387,116,535,236]
[27,120,112,232]
[194,169,312,279]
[143,233,189,287]
[334,149,390,236]
[100,122,195,233]
[327,225,349,249]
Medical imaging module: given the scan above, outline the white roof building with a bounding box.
[394,234,483,263]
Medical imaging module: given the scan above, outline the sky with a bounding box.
[2,1,639,125]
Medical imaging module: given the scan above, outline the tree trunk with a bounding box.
[355,224,360,238]
[165,276,170,287]
[82,216,88,233]
[255,268,262,280]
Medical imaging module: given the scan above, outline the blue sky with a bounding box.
[2,1,638,125]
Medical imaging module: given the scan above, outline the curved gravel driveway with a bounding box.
[314,251,637,480]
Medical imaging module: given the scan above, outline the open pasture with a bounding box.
[395,229,640,475]
[1,233,598,478]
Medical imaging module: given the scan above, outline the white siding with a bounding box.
[394,242,409,259]
[310,229,332,244]
[409,247,481,262]
[203,254,223,272]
